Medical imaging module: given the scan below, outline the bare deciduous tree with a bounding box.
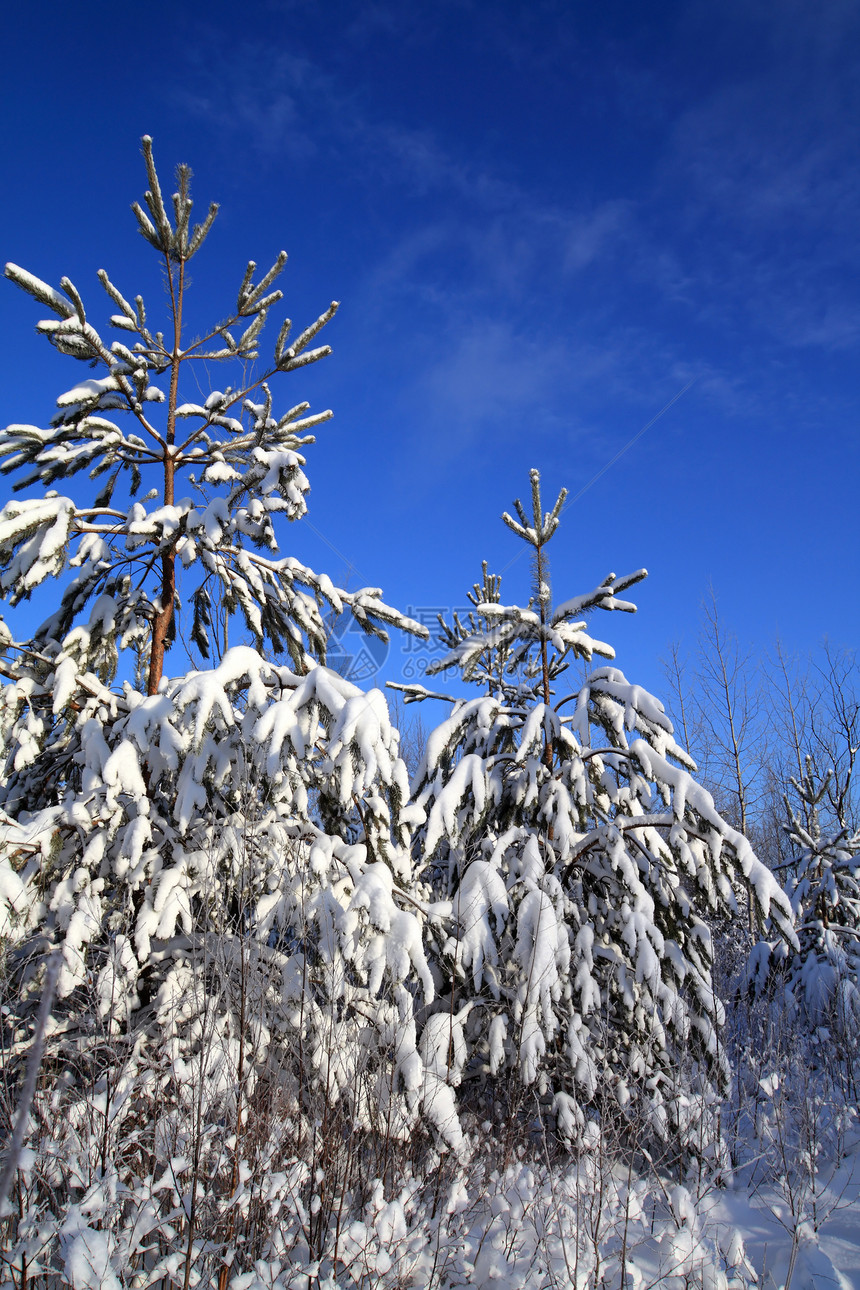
[694,586,767,839]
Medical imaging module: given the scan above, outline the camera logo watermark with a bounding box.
[327,609,390,684]
[327,606,471,685]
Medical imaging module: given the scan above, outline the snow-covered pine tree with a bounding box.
[395,469,795,1152]
[748,760,860,1029]
[0,139,461,1284]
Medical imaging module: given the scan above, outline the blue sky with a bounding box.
[2,0,857,704]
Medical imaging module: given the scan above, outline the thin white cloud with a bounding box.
[634,0,860,354]
[178,2,859,392]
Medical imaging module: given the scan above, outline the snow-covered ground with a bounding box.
[392,1126,860,1290]
[710,1152,860,1290]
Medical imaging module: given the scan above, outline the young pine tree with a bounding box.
[397,469,795,1150]
[0,139,465,1285]
[748,760,860,1028]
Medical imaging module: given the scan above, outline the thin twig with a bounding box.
[0,948,62,1216]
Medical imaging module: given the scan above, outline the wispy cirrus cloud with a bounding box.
[641,0,860,353]
[177,0,860,475]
